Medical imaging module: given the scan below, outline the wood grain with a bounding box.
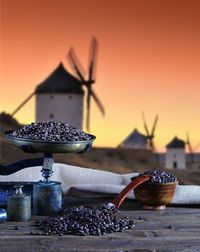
[0,206,199,252]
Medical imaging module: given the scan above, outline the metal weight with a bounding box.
[7,185,31,221]
[33,181,62,216]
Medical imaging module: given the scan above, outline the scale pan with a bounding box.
[5,131,96,154]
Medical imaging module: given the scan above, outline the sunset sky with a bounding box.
[1,0,200,151]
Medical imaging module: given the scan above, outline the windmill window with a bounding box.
[68,95,72,99]
[50,114,54,119]
[50,95,54,99]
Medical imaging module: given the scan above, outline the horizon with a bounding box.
[1,0,200,151]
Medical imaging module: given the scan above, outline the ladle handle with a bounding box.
[112,175,150,209]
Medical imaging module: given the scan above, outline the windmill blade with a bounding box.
[67,47,86,82]
[151,115,158,136]
[142,112,151,137]
[88,36,98,81]
[186,132,189,144]
[86,87,92,131]
[186,132,195,162]
[90,88,105,116]
[186,132,193,154]
[149,139,156,152]
[11,92,35,117]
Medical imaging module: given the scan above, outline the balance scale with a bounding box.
[1,130,96,216]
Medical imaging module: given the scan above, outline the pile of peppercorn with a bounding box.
[8,121,92,142]
[139,169,177,183]
[35,203,135,236]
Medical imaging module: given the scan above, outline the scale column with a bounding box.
[41,153,54,183]
[33,153,62,216]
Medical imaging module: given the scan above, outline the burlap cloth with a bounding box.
[0,163,199,204]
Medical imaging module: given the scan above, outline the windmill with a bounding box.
[11,37,105,131]
[11,62,85,129]
[186,132,200,162]
[142,112,159,152]
[67,36,105,131]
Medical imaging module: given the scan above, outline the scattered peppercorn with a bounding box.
[35,203,135,236]
[167,224,175,229]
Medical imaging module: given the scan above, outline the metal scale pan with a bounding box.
[5,130,96,154]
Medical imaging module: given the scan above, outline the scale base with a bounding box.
[142,205,166,211]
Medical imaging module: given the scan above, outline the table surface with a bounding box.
[0,199,200,252]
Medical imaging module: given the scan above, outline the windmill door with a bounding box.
[173,161,177,169]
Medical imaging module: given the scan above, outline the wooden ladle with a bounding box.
[111,175,150,209]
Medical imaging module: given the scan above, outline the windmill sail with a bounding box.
[186,132,193,153]
[67,37,105,131]
[12,92,35,116]
[88,37,98,81]
[67,48,86,82]
[142,112,158,152]
[186,132,195,162]
[90,89,105,116]
[151,115,158,136]
[86,86,91,131]
[142,112,151,137]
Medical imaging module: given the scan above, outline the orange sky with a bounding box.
[1,0,200,151]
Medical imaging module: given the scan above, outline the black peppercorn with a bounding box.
[35,203,135,236]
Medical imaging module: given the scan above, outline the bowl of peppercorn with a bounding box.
[133,170,178,210]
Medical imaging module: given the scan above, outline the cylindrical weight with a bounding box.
[7,185,31,221]
[33,181,62,216]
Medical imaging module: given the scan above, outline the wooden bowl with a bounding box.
[134,180,178,210]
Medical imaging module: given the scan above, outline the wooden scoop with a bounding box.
[83,175,150,209]
[111,174,150,209]
[88,175,150,210]
[87,175,150,209]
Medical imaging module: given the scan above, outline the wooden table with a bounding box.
[0,199,200,252]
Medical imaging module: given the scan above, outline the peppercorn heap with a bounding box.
[140,169,177,183]
[8,121,91,142]
[35,203,135,236]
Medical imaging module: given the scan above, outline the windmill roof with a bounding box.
[35,63,84,94]
[166,136,185,149]
[122,128,148,144]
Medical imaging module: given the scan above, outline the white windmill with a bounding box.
[166,136,186,169]
[11,37,105,130]
[119,128,148,149]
